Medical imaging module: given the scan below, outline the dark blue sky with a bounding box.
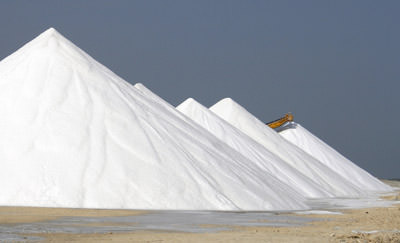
[0,1,398,178]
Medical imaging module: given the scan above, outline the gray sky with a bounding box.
[0,1,398,179]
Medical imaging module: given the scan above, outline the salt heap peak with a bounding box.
[280,122,392,192]
[0,28,307,210]
[210,98,365,197]
[177,98,332,198]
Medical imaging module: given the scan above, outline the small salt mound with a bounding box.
[210,98,365,197]
[279,122,392,192]
[0,28,307,211]
[177,98,331,198]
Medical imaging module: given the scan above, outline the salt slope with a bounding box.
[210,98,365,197]
[0,28,307,211]
[132,83,312,209]
[279,122,392,192]
[177,98,332,198]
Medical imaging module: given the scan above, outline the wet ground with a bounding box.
[0,181,398,242]
[0,210,322,241]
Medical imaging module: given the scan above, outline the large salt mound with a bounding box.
[177,98,331,198]
[210,98,365,197]
[0,28,308,210]
[279,122,392,192]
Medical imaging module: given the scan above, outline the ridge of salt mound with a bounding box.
[279,122,392,192]
[132,84,311,207]
[0,28,307,210]
[177,98,332,198]
[210,98,365,197]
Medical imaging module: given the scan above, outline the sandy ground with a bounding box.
[0,207,146,224]
[26,203,400,242]
[1,181,399,242]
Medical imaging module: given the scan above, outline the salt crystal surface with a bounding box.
[210,98,365,197]
[279,122,392,192]
[177,98,332,198]
[0,28,308,210]
[132,83,310,209]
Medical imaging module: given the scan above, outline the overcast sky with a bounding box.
[0,1,398,179]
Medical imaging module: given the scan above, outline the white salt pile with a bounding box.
[210,98,367,197]
[0,28,308,210]
[0,28,392,211]
[279,122,392,192]
[177,98,331,198]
